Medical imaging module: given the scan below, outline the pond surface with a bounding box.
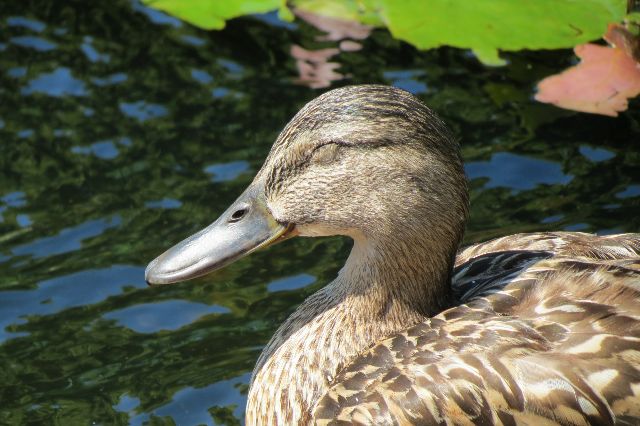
[1,0,639,424]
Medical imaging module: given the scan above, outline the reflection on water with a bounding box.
[10,35,57,51]
[146,198,183,209]
[191,69,214,85]
[384,70,428,95]
[465,152,573,191]
[7,16,47,32]
[131,0,182,27]
[618,185,640,198]
[579,145,615,162]
[0,265,143,342]
[22,67,88,97]
[92,72,128,86]
[128,373,249,426]
[2,191,27,208]
[11,216,121,259]
[120,101,168,122]
[104,300,230,333]
[267,273,316,292]
[205,161,251,183]
[81,36,111,63]
[0,0,639,424]
[72,140,121,159]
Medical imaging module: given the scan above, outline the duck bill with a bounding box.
[145,185,295,285]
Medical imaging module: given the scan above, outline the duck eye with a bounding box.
[229,208,247,222]
[311,143,341,165]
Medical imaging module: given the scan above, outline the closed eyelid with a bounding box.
[309,142,342,164]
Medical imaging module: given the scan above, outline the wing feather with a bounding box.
[313,233,640,425]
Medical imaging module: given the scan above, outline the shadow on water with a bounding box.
[0,0,639,424]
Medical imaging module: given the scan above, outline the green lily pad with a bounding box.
[377,0,627,65]
[142,0,627,65]
[291,0,384,26]
[142,0,288,30]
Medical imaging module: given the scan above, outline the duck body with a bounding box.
[145,85,640,425]
[315,232,640,425]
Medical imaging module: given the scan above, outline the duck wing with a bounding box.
[313,232,640,425]
[452,232,640,301]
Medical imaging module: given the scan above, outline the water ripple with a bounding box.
[104,300,230,333]
[465,152,572,191]
[267,274,316,292]
[129,373,249,425]
[6,16,46,32]
[131,0,182,28]
[11,215,121,259]
[616,185,640,199]
[579,145,615,162]
[145,198,182,209]
[21,67,88,97]
[0,265,145,342]
[120,101,168,122]
[10,35,57,51]
[204,161,249,182]
[91,72,128,86]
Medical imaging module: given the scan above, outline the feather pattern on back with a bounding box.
[313,232,640,425]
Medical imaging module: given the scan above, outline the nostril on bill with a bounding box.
[229,208,247,222]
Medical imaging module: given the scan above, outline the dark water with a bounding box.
[1,0,639,424]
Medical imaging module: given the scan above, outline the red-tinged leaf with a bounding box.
[290,45,343,89]
[294,9,371,42]
[535,43,640,116]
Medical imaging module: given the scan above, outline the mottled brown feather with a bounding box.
[314,234,640,425]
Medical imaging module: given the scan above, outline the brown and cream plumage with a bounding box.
[146,85,640,425]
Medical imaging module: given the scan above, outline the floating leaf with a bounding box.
[535,41,640,116]
[144,0,627,65]
[292,0,384,27]
[142,0,286,30]
[376,0,627,65]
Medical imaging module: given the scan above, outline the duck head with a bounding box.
[145,85,468,285]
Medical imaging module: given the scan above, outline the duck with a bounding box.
[145,85,640,425]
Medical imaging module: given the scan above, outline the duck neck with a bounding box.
[336,231,455,317]
[246,230,456,425]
